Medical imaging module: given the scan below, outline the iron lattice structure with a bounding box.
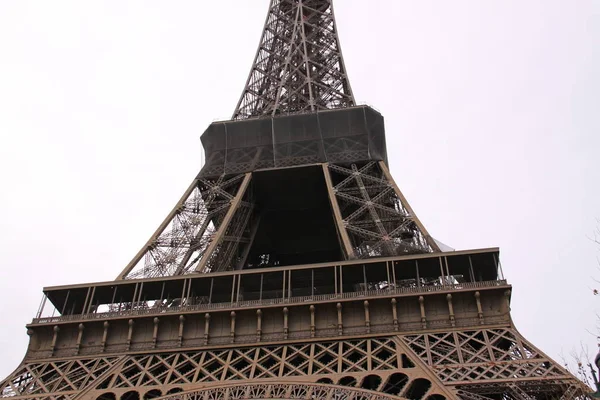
[232,0,355,119]
[0,0,592,399]
[117,160,438,280]
[118,174,254,279]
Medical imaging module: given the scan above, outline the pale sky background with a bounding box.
[0,0,599,380]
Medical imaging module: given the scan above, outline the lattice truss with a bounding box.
[0,356,122,399]
[233,0,355,120]
[159,382,436,400]
[0,337,455,399]
[120,174,254,280]
[400,328,590,399]
[328,161,439,258]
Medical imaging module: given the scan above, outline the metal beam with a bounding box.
[322,163,355,260]
[116,178,199,280]
[195,173,252,273]
[378,161,441,252]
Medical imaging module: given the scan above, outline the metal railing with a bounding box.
[31,280,508,325]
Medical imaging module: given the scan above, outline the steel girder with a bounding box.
[325,161,440,258]
[117,174,254,280]
[0,336,456,399]
[2,330,589,399]
[400,328,590,399]
[232,0,355,120]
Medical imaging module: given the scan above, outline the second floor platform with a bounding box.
[32,248,505,326]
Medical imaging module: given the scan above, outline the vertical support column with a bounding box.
[111,286,118,307]
[101,321,109,352]
[334,266,338,296]
[493,252,504,280]
[186,278,192,304]
[309,305,316,338]
[159,282,165,303]
[283,307,289,340]
[126,319,134,351]
[36,295,47,319]
[475,292,484,324]
[195,173,252,273]
[391,298,399,331]
[256,309,262,342]
[37,295,48,319]
[230,311,236,343]
[180,280,187,303]
[385,261,391,289]
[61,291,70,316]
[439,257,445,284]
[504,290,512,313]
[282,270,286,301]
[418,296,427,329]
[178,315,186,346]
[446,294,455,327]
[82,287,92,315]
[336,303,343,335]
[260,274,264,301]
[363,301,370,334]
[138,282,145,307]
[50,326,59,356]
[322,163,355,259]
[230,275,237,305]
[75,323,84,355]
[152,317,159,348]
[203,314,210,345]
[468,256,476,282]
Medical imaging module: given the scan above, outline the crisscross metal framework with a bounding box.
[233,0,355,119]
[117,174,253,280]
[0,337,456,399]
[401,328,589,398]
[325,161,440,258]
[1,0,593,399]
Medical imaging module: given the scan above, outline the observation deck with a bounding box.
[25,248,511,360]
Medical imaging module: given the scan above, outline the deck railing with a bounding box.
[31,279,508,325]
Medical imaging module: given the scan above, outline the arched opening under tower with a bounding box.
[405,378,432,400]
[382,373,409,395]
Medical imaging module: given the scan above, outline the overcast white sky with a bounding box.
[0,0,599,380]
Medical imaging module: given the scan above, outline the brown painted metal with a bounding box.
[379,161,441,253]
[232,0,354,119]
[116,178,199,280]
[195,173,252,274]
[1,279,588,399]
[322,163,355,260]
[0,0,590,399]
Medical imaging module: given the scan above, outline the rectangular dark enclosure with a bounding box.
[199,106,388,177]
[245,165,343,268]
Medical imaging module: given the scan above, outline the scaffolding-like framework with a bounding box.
[0,0,592,399]
[233,0,355,119]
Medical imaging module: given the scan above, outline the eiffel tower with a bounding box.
[0,1,591,399]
